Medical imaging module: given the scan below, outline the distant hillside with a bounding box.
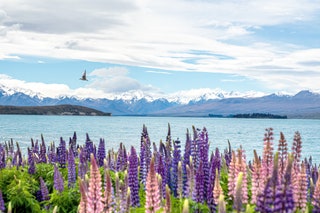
[0,105,111,116]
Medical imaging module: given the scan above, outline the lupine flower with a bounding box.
[183,128,192,197]
[157,154,166,198]
[40,177,50,201]
[47,142,56,164]
[0,189,5,212]
[198,127,210,202]
[87,154,104,213]
[171,139,181,197]
[28,148,36,175]
[69,131,78,158]
[97,138,106,167]
[78,178,88,213]
[213,169,222,204]
[68,147,76,188]
[251,150,262,204]
[293,163,308,211]
[273,154,295,212]
[224,140,232,167]
[261,128,274,191]
[39,134,47,163]
[0,144,6,169]
[145,157,161,213]
[177,161,183,199]
[193,160,204,203]
[233,172,243,212]
[312,168,320,212]
[278,132,288,179]
[78,147,88,179]
[292,131,302,171]
[228,151,236,198]
[128,146,140,207]
[104,169,114,212]
[218,194,226,213]
[84,133,94,160]
[57,137,67,168]
[165,185,171,213]
[53,164,64,193]
[140,125,152,186]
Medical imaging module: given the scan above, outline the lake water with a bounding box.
[0,115,319,164]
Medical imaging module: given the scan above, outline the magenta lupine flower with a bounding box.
[0,189,5,212]
[40,177,50,201]
[128,146,140,207]
[278,132,288,179]
[68,148,76,188]
[145,157,161,213]
[261,128,274,191]
[87,154,104,213]
[251,150,262,204]
[57,137,67,168]
[97,138,106,167]
[53,164,64,193]
[292,131,302,171]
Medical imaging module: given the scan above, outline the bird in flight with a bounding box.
[80,70,88,81]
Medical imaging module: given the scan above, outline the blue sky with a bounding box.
[0,0,320,99]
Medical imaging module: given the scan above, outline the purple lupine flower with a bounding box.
[207,148,221,212]
[47,142,56,164]
[78,146,88,179]
[116,142,127,171]
[182,128,192,197]
[68,147,76,188]
[33,139,40,161]
[256,178,274,213]
[193,160,204,203]
[28,148,36,175]
[140,125,152,186]
[57,137,67,168]
[0,144,6,169]
[157,154,166,198]
[0,189,5,212]
[128,146,140,207]
[292,131,302,171]
[171,138,181,197]
[39,134,47,163]
[224,140,232,167]
[191,126,199,170]
[198,127,210,202]
[40,177,50,201]
[97,138,106,167]
[69,131,78,158]
[85,133,94,161]
[54,164,64,193]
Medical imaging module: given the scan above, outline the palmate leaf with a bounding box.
[6,176,41,212]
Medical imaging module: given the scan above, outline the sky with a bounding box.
[0,0,320,99]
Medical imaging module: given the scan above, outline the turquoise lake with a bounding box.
[0,115,319,164]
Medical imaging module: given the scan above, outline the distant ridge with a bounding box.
[0,104,111,116]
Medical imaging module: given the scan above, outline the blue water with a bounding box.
[0,115,319,164]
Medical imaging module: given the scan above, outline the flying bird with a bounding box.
[80,70,88,81]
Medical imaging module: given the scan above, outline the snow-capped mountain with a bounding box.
[1,84,320,118]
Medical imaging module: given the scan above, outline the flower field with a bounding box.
[0,124,318,212]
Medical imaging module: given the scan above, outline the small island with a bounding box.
[209,113,287,119]
[231,113,287,119]
[0,104,111,116]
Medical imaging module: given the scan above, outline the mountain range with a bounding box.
[1,84,320,118]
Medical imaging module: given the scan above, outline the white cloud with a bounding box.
[87,67,160,93]
[0,0,320,93]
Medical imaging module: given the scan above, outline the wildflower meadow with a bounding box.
[0,125,318,212]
